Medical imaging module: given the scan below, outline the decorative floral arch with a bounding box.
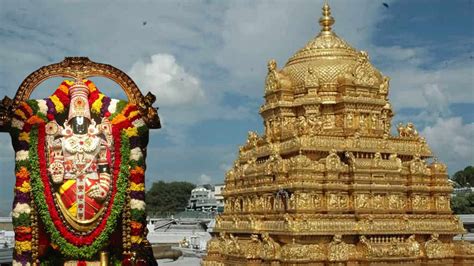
[0,57,160,132]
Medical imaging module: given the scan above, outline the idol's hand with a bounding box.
[51,174,64,184]
[87,185,106,201]
[48,161,64,184]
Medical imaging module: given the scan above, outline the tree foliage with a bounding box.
[451,166,474,187]
[145,181,195,216]
[451,192,474,214]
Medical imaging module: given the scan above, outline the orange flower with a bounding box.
[21,103,33,116]
[130,166,145,176]
[15,226,32,234]
[87,81,98,92]
[26,115,45,125]
[16,167,30,179]
[111,113,126,125]
[59,84,69,94]
[131,221,143,229]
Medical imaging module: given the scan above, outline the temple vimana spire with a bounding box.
[203,3,474,265]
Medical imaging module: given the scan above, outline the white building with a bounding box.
[187,184,224,212]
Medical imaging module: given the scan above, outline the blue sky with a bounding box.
[0,0,473,215]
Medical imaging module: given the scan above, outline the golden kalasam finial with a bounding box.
[319,2,335,34]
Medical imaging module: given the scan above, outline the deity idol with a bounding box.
[1,57,161,265]
[46,80,113,228]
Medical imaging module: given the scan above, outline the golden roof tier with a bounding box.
[203,3,474,266]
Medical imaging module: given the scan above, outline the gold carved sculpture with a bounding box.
[203,3,473,265]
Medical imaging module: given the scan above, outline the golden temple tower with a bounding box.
[203,3,474,265]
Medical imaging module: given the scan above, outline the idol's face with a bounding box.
[69,116,90,135]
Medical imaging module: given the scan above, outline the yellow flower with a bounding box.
[17,181,31,193]
[130,182,145,191]
[128,110,140,120]
[50,95,64,113]
[18,132,30,142]
[91,94,105,114]
[125,127,138,137]
[15,241,31,253]
[131,236,143,244]
[14,109,27,120]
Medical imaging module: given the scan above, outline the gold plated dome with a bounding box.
[283,3,382,87]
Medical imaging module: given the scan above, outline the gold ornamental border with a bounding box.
[0,57,161,131]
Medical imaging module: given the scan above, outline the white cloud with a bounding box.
[128,53,255,145]
[199,174,212,185]
[372,46,429,68]
[391,61,473,109]
[422,117,474,173]
[371,45,474,110]
[219,162,232,172]
[396,83,453,125]
[422,84,451,115]
[216,0,395,97]
[130,54,205,106]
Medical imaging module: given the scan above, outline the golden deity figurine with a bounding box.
[203,3,474,265]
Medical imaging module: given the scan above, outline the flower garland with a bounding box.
[112,103,149,248]
[11,100,43,266]
[11,80,151,264]
[29,126,129,258]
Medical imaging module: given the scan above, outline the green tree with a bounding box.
[451,192,474,214]
[452,166,474,187]
[145,181,195,216]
